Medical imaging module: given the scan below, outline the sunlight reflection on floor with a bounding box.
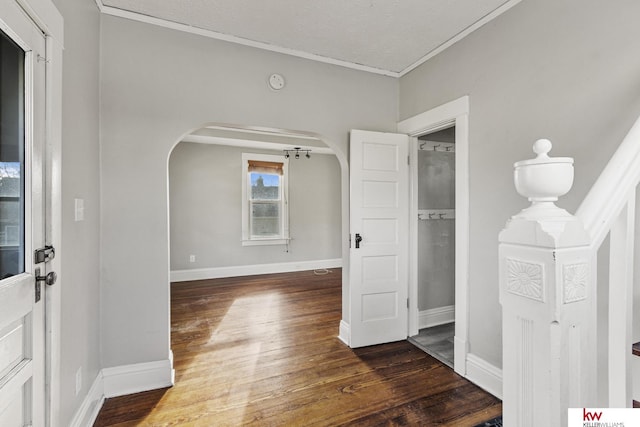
[197,292,283,416]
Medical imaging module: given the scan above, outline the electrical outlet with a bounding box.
[75,367,82,396]
[189,255,196,263]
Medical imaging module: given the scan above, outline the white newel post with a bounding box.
[499,140,596,427]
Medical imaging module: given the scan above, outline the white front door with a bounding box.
[0,1,47,425]
[349,130,409,348]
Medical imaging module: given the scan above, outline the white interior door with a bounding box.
[349,130,409,348]
[0,1,47,425]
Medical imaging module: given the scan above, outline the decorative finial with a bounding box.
[512,138,574,220]
[533,139,552,159]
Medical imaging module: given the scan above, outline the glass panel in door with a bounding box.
[0,30,25,279]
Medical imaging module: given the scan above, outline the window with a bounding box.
[242,153,289,245]
[0,31,25,278]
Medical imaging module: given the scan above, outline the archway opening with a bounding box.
[166,123,349,373]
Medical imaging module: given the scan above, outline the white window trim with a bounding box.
[241,153,289,246]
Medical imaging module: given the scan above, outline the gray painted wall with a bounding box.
[51,0,102,424]
[400,0,640,367]
[99,14,398,368]
[47,2,640,412]
[169,142,341,271]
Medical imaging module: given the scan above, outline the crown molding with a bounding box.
[94,0,522,79]
[398,0,523,77]
[94,0,400,77]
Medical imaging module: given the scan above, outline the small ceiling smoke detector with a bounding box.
[268,73,285,90]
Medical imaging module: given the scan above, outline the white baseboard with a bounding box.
[102,358,174,398]
[171,258,342,282]
[338,320,350,346]
[418,305,455,329]
[69,357,174,426]
[69,371,105,427]
[465,353,503,400]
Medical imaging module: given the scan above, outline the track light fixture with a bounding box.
[283,147,311,160]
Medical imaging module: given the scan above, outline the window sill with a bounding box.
[242,238,289,247]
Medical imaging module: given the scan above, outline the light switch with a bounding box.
[74,198,84,221]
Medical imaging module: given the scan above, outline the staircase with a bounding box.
[500,114,640,426]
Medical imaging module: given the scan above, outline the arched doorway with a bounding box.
[166,123,350,366]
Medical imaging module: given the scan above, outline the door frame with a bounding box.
[398,96,469,376]
[9,0,64,425]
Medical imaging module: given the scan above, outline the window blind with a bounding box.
[247,160,284,175]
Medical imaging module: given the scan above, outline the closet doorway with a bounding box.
[399,95,469,376]
[408,125,456,368]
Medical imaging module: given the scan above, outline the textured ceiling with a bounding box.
[100,0,516,75]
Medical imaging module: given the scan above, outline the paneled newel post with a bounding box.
[499,140,596,427]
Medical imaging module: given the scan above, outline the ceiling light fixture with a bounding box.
[283,147,311,160]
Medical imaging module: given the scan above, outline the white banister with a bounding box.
[576,114,640,247]
[500,140,596,427]
[607,192,635,407]
[502,114,640,424]
[575,114,640,408]
[574,116,640,409]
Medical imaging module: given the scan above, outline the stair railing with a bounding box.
[499,115,640,426]
[575,115,640,408]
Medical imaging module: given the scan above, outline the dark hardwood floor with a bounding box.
[94,269,501,426]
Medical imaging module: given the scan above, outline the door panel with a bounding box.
[362,142,399,171]
[362,255,398,281]
[362,219,398,244]
[0,1,47,424]
[362,181,398,207]
[350,130,409,348]
[362,292,398,320]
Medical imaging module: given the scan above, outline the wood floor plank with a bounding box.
[94,269,501,426]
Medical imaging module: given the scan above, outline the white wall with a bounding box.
[400,0,640,367]
[169,142,341,271]
[50,0,102,424]
[99,15,398,368]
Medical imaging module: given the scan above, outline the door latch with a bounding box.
[34,245,55,264]
[34,267,57,303]
[35,267,57,286]
[355,233,363,249]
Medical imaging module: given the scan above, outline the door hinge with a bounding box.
[35,245,55,264]
[407,155,410,165]
[407,298,409,309]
